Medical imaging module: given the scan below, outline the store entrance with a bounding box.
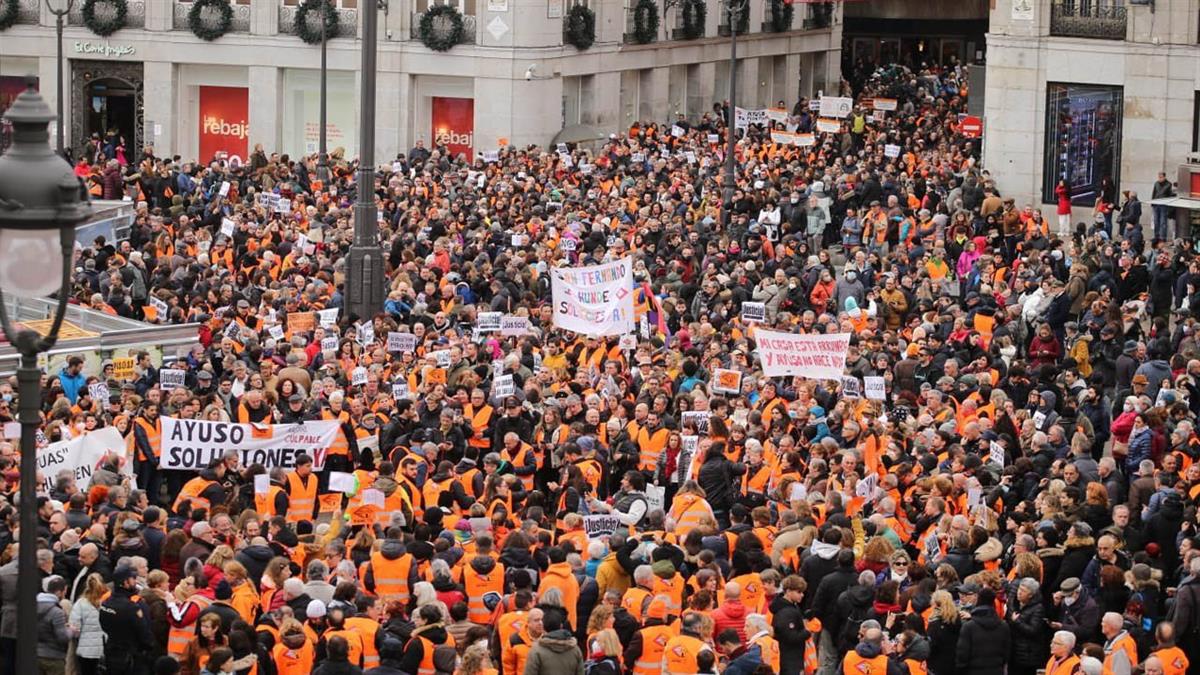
[84,78,138,162]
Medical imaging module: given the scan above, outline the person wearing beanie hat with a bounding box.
[197,580,242,633]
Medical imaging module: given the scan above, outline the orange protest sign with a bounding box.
[425,368,447,386]
[348,504,379,526]
[250,424,273,440]
[318,493,342,514]
[713,368,742,395]
[287,312,316,337]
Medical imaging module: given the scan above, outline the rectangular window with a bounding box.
[1042,82,1124,206]
[579,74,595,125]
[1193,91,1200,152]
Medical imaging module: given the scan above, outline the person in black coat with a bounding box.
[926,600,961,675]
[1052,524,1096,592]
[956,588,1011,675]
[99,566,155,675]
[812,549,859,627]
[696,441,746,524]
[799,529,843,610]
[1145,492,1185,575]
[1007,578,1048,675]
[769,575,809,675]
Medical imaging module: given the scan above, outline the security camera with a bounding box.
[525,64,536,81]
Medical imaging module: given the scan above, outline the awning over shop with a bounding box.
[551,124,608,146]
[1149,196,1200,210]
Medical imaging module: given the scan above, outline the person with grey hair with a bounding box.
[1010,577,1048,675]
[304,559,335,605]
[1100,611,1135,675]
[1044,630,1079,675]
[36,574,70,673]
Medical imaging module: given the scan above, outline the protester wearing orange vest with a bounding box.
[132,403,164,505]
[1044,630,1081,675]
[173,460,227,516]
[667,483,714,538]
[343,596,384,671]
[540,548,581,629]
[363,539,419,604]
[842,626,890,675]
[254,467,289,518]
[506,606,545,675]
[1101,611,1138,675]
[272,620,315,675]
[463,389,496,450]
[1149,622,1190,675]
[462,553,505,625]
[661,612,712,673]
[623,596,677,675]
[283,454,318,523]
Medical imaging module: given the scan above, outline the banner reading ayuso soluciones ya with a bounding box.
[158,417,338,471]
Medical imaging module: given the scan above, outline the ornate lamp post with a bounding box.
[45,0,76,158]
[0,79,91,675]
[345,0,383,321]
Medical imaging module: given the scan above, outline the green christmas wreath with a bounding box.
[564,3,595,50]
[630,0,657,44]
[0,0,19,31]
[188,0,233,41]
[766,0,792,32]
[419,3,464,52]
[81,0,127,36]
[296,0,337,45]
[679,0,704,39]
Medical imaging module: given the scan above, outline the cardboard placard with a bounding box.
[841,376,862,399]
[741,302,766,323]
[432,350,452,368]
[318,308,339,327]
[351,367,368,386]
[584,514,622,540]
[712,368,742,395]
[388,332,417,353]
[160,369,186,390]
[288,312,316,334]
[88,382,110,402]
[356,322,375,346]
[864,376,886,401]
[478,312,502,332]
[220,218,236,237]
[328,471,357,494]
[500,316,531,337]
[254,474,270,495]
[681,411,710,435]
[321,337,339,352]
[493,374,516,398]
[112,357,135,381]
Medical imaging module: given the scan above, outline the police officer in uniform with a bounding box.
[99,564,155,675]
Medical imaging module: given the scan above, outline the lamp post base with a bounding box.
[345,242,385,323]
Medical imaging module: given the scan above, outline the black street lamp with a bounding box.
[317,0,331,184]
[0,79,91,675]
[45,0,75,158]
[345,0,383,321]
[722,0,747,229]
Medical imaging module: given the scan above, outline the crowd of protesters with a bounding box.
[2,57,1199,675]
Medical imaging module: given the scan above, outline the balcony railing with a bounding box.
[1049,2,1127,40]
[409,10,476,45]
[279,5,358,36]
[173,1,251,32]
[70,0,145,28]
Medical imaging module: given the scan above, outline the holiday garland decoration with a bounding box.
[630,0,657,44]
[188,0,233,41]
[564,3,595,50]
[296,0,337,45]
[766,0,792,32]
[81,0,127,36]
[0,0,19,31]
[679,0,704,39]
[418,3,464,52]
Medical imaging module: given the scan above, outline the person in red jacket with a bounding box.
[1029,323,1062,368]
[710,581,749,643]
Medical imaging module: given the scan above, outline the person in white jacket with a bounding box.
[69,573,108,675]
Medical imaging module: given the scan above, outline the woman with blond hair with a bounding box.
[455,642,497,675]
[69,573,107,675]
[584,604,614,649]
[925,590,961,675]
[584,629,622,675]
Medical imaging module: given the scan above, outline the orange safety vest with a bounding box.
[465,404,494,449]
[503,442,537,491]
[324,628,364,667]
[804,618,822,674]
[322,409,352,457]
[463,562,504,624]
[167,595,211,656]
[376,488,411,528]
[421,477,454,514]
[843,651,888,675]
[1045,653,1082,675]
[905,659,928,675]
[621,587,652,623]
[413,635,439,675]
[652,574,685,615]
[285,471,318,523]
[272,637,314,675]
[1103,633,1138,675]
[255,485,284,517]
[229,583,259,625]
[134,417,161,460]
[730,573,764,616]
[662,634,707,673]
[370,551,413,602]
[752,633,781,674]
[173,477,218,515]
[631,624,675,675]
[1152,647,1189,675]
[636,427,670,472]
[668,494,713,537]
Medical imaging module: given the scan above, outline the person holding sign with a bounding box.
[589,471,650,528]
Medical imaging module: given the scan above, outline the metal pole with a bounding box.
[317,0,329,183]
[15,348,40,675]
[55,12,65,157]
[723,0,740,230]
[346,0,383,321]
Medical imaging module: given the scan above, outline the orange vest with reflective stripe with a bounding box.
[272,638,314,675]
[463,562,505,623]
[413,635,440,675]
[167,595,211,656]
[905,659,928,675]
[465,404,494,449]
[324,628,364,667]
[174,477,218,515]
[636,427,669,472]
[843,651,888,675]
[730,573,764,616]
[668,494,713,537]
[370,551,413,602]
[1045,654,1081,675]
[134,417,161,460]
[804,618,822,674]
[1103,633,1138,675]
[632,624,675,675]
[422,477,454,514]
[1153,647,1189,675]
[621,587,652,622]
[255,485,284,517]
[322,409,351,456]
[285,471,317,523]
[652,574,685,615]
[753,633,781,674]
[662,634,706,673]
[344,616,381,669]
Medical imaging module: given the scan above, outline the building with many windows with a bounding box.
[0,0,842,162]
[984,0,1199,221]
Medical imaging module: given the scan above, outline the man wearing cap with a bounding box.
[1051,577,1100,645]
[99,565,155,675]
